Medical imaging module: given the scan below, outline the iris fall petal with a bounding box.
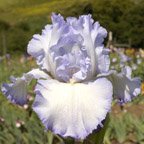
[33,78,113,139]
[108,66,141,103]
[1,69,50,105]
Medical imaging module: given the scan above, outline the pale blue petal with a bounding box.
[2,77,27,105]
[108,66,141,103]
[66,15,94,77]
[32,78,113,139]
[50,13,69,46]
[1,69,50,105]
[78,15,96,76]
[91,22,107,47]
[67,15,107,77]
[51,13,65,27]
[49,33,91,82]
[95,46,110,74]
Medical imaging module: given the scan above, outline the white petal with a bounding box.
[25,68,51,82]
[27,33,52,72]
[33,78,113,139]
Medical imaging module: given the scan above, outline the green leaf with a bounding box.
[83,114,110,144]
[63,137,75,144]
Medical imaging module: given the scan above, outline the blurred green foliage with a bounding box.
[104,112,144,144]
[0,0,144,54]
[92,0,144,48]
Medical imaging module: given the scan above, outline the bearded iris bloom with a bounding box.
[1,14,141,139]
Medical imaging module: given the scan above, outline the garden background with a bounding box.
[0,0,144,143]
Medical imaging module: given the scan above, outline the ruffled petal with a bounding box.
[50,13,69,46]
[32,78,112,139]
[27,13,69,77]
[78,15,96,76]
[1,69,50,105]
[1,77,27,106]
[28,14,108,81]
[91,22,107,47]
[108,66,141,103]
[95,46,110,74]
[27,29,52,71]
[66,14,108,77]
[49,33,91,82]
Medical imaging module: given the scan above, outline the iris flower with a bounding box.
[1,14,141,139]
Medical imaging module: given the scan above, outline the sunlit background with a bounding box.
[0,0,144,143]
